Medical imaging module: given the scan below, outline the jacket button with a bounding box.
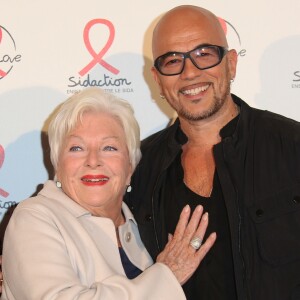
[125,232,131,242]
[145,214,152,222]
[256,209,264,217]
[293,196,300,204]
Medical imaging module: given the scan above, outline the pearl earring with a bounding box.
[159,94,165,100]
[126,185,132,192]
[56,181,62,188]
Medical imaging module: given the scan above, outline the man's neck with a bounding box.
[179,99,239,147]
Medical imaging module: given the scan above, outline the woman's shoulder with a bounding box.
[12,181,78,222]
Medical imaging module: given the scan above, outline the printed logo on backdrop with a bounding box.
[218,17,246,58]
[0,132,48,220]
[0,25,22,80]
[292,71,300,88]
[0,144,16,211]
[67,19,133,95]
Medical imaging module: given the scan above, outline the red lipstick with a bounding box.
[81,174,109,186]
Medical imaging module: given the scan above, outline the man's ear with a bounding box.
[227,49,238,80]
[151,66,163,92]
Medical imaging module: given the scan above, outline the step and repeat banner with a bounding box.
[0,0,299,221]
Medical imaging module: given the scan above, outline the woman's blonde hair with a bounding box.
[48,87,141,171]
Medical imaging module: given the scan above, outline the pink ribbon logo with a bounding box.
[0,145,9,197]
[0,28,8,78]
[218,17,227,35]
[79,19,120,76]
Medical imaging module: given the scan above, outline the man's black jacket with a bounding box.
[125,94,300,300]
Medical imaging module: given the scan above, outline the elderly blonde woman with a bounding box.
[1,88,216,299]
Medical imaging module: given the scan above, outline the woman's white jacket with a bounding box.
[1,180,185,300]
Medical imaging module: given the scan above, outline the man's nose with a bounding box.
[180,57,202,80]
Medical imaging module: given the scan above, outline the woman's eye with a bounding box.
[103,145,117,151]
[69,146,82,152]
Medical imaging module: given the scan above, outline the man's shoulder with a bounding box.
[235,94,300,136]
[255,109,300,136]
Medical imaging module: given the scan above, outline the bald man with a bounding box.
[125,5,300,300]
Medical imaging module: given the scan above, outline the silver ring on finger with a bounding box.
[190,236,202,250]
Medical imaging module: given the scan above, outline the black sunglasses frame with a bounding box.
[154,44,228,76]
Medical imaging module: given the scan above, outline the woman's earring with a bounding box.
[126,185,132,193]
[230,78,235,83]
[159,94,165,100]
[56,181,62,188]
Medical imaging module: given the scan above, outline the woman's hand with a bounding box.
[156,205,216,285]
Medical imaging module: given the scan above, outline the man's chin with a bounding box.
[179,111,209,122]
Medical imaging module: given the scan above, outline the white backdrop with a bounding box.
[0,0,299,221]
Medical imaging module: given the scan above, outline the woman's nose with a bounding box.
[86,150,102,168]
